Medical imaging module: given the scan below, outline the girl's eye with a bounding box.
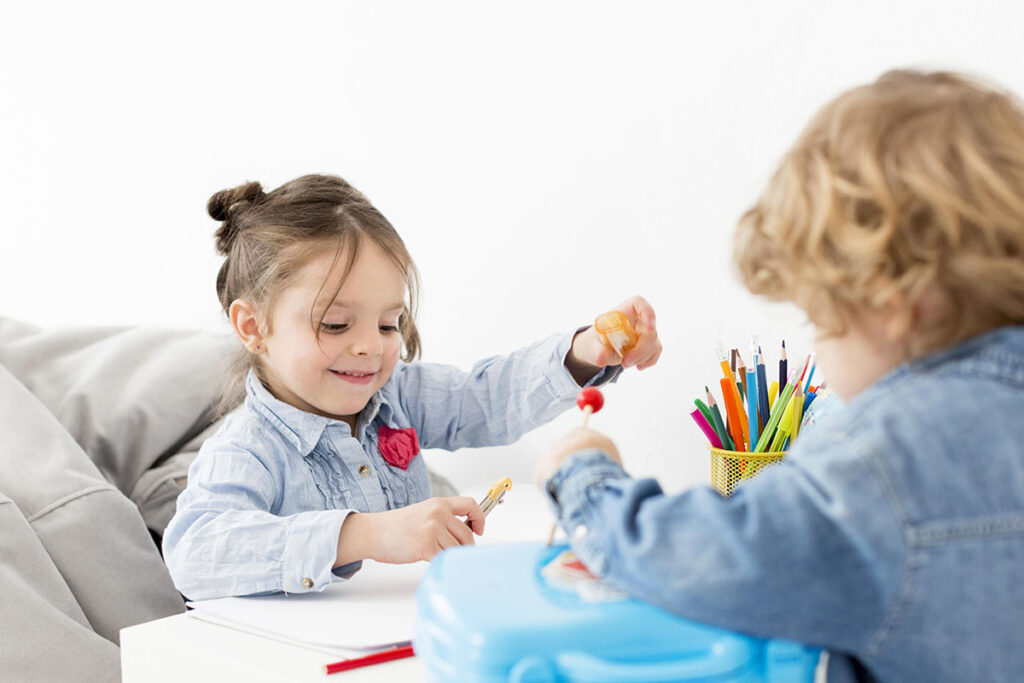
[380,325,400,333]
[320,323,349,333]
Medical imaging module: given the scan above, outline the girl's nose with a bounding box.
[348,324,383,356]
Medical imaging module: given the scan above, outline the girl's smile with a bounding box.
[329,368,379,385]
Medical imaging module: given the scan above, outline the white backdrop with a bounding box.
[3,1,1022,493]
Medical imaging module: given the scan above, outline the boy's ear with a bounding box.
[229,299,266,355]
[880,292,914,344]
[903,285,950,341]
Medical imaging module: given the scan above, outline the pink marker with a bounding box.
[690,408,724,449]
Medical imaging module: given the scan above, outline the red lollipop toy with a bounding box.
[546,386,606,547]
[576,387,604,427]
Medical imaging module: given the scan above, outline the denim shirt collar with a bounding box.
[876,325,1024,389]
[244,370,395,457]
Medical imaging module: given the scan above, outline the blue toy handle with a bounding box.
[508,641,822,682]
[509,638,754,682]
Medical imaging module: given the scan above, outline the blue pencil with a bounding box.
[746,367,758,449]
[803,361,817,394]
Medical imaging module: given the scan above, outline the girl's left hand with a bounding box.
[567,295,662,378]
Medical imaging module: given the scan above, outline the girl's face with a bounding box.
[257,241,406,429]
[812,309,906,402]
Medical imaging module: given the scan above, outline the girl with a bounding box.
[537,70,1024,682]
[162,174,660,600]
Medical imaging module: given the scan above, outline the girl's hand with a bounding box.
[566,295,662,384]
[335,497,485,566]
[535,427,622,487]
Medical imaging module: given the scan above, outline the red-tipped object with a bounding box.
[576,387,604,414]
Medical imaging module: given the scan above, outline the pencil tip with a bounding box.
[782,339,786,348]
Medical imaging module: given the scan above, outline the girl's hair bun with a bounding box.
[209,181,266,254]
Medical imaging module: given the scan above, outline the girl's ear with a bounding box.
[229,299,265,355]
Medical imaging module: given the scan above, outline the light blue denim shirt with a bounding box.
[545,326,1024,682]
[164,331,617,601]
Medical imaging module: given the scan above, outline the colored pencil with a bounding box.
[715,343,737,385]
[324,644,415,674]
[694,398,715,430]
[754,354,811,452]
[790,391,805,440]
[746,367,759,449]
[768,380,779,411]
[735,349,747,405]
[720,377,747,451]
[691,409,724,449]
[705,387,734,450]
[779,340,788,391]
[756,346,771,432]
[803,360,816,394]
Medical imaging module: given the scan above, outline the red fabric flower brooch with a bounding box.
[378,424,420,470]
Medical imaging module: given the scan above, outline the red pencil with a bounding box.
[324,644,415,675]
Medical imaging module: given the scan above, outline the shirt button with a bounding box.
[573,525,588,541]
[301,577,314,589]
[358,464,371,477]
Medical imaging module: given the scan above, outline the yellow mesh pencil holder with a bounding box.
[709,446,786,497]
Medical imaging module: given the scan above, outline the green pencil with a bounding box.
[754,355,810,452]
[704,387,734,450]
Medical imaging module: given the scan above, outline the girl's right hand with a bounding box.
[336,497,485,566]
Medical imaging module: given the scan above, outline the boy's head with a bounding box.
[735,69,1024,398]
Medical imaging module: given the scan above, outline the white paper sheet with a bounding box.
[185,481,553,651]
[187,559,426,651]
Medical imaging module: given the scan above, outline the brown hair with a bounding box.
[734,70,1024,355]
[210,174,420,413]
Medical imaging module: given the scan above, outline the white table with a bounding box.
[121,484,554,682]
[121,611,424,682]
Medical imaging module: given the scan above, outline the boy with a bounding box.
[537,70,1024,682]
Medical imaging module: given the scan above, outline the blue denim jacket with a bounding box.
[545,326,1024,682]
[164,331,616,600]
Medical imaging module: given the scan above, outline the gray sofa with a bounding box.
[0,319,236,681]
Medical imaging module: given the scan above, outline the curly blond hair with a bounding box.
[734,70,1024,354]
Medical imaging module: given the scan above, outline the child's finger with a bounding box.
[447,515,477,546]
[623,333,660,368]
[635,340,664,370]
[629,296,657,333]
[448,496,486,535]
[433,529,459,555]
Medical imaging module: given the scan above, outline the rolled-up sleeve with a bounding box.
[392,330,619,450]
[162,449,352,600]
[543,439,905,653]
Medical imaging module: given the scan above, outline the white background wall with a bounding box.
[3,1,1022,493]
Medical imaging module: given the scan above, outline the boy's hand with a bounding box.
[566,295,662,384]
[535,427,622,487]
[335,496,485,566]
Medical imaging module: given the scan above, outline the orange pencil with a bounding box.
[715,344,737,385]
[726,377,749,450]
[719,378,747,451]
